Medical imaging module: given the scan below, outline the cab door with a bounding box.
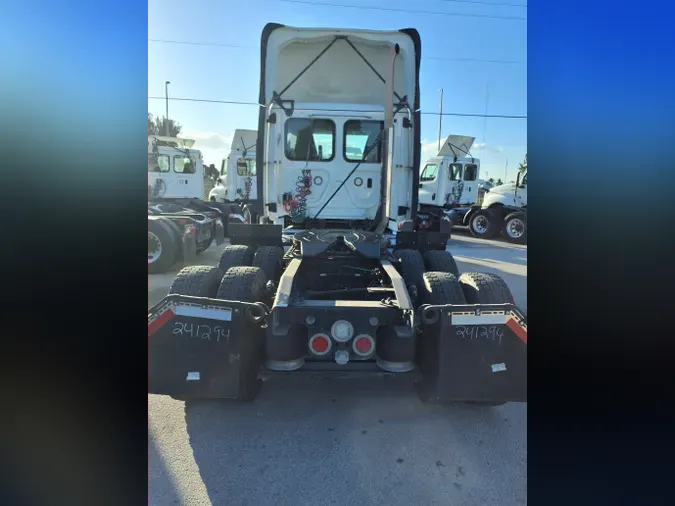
[418,162,440,205]
[280,113,383,221]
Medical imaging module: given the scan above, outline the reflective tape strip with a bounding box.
[451,314,508,325]
[507,316,527,344]
[148,308,175,336]
[174,305,232,321]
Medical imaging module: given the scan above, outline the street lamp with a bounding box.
[165,81,171,136]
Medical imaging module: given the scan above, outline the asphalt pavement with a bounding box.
[148,233,527,506]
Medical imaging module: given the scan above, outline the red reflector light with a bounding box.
[353,335,375,357]
[309,333,331,355]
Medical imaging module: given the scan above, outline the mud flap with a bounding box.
[416,304,527,403]
[148,295,269,399]
[181,225,197,265]
[214,219,225,245]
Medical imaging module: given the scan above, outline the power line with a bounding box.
[431,0,527,7]
[148,39,522,64]
[148,96,526,118]
[276,0,527,21]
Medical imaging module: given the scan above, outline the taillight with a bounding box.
[352,335,375,357]
[309,333,331,356]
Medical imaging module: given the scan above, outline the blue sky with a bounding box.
[149,0,527,181]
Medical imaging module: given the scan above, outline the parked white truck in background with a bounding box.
[208,129,258,205]
[464,168,527,243]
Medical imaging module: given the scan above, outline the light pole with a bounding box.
[504,157,508,183]
[165,81,171,136]
[437,88,443,152]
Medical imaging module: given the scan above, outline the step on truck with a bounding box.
[148,24,527,405]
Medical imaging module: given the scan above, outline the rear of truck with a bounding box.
[148,24,527,406]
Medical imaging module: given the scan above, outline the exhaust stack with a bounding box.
[375,43,399,235]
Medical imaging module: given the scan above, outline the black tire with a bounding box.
[252,246,284,281]
[217,245,254,271]
[502,212,527,244]
[395,249,426,294]
[168,266,224,297]
[149,219,178,274]
[423,250,460,277]
[458,272,515,305]
[468,208,501,240]
[419,271,466,305]
[415,272,466,407]
[216,266,267,302]
[215,266,267,401]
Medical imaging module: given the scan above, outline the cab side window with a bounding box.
[420,164,439,182]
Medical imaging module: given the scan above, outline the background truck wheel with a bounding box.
[423,250,460,277]
[469,209,500,240]
[217,245,254,271]
[168,266,224,297]
[457,271,515,407]
[149,219,178,274]
[395,249,426,297]
[252,246,285,281]
[215,266,268,402]
[502,212,527,244]
[458,272,515,305]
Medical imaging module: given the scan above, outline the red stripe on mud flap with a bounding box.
[506,316,527,344]
[148,308,175,337]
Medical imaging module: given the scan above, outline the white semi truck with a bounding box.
[208,129,259,206]
[148,24,527,406]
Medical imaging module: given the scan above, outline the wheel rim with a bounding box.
[506,218,525,238]
[472,215,489,234]
[148,232,162,263]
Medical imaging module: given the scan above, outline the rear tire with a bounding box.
[168,266,223,297]
[457,272,515,407]
[252,246,285,281]
[458,272,515,305]
[217,245,254,271]
[502,212,527,244]
[149,219,178,275]
[215,266,268,402]
[419,271,466,305]
[216,266,267,302]
[415,272,466,406]
[395,249,426,297]
[468,208,501,240]
[423,250,460,277]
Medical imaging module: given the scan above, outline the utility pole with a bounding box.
[165,81,171,136]
[437,88,443,152]
[504,158,508,182]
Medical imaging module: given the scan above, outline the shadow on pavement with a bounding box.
[149,431,184,505]
[184,376,525,506]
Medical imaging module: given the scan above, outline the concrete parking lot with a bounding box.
[149,234,527,506]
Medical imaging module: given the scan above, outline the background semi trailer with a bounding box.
[148,24,527,406]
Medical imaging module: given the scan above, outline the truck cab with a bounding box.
[209,129,258,204]
[418,135,483,209]
[148,136,204,200]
